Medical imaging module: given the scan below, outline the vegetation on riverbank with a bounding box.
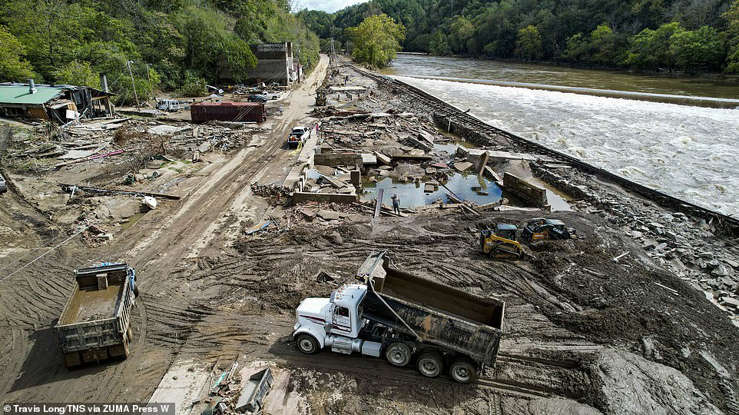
[299,0,739,74]
[346,14,405,68]
[0,0,319,104]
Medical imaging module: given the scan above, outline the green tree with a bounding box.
[515,25,543,60]
[175,7,257,83]
[563,33,590,62]
[590,25,624,65]
[429,31,451,56]
[346,14,405,68]
[448,16,474,54]
[53,60,100,88]
[0,25,34,81]
[724,0,739,73]
[625,22,682,70]
[669,26,724,72]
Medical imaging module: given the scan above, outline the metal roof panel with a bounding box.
[0,85,65,105]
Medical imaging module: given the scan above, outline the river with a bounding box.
[381,54,739,217]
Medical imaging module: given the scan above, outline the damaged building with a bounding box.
[247,42,303,86]
[0,80,114,123]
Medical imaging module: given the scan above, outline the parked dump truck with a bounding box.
[293,252,505,383]
[56,263,137,368]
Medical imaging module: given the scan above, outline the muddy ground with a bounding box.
[0,56,737,415]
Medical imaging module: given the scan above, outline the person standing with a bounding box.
[391,194,400,215]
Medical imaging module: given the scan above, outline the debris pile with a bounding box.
[250,184,290,200]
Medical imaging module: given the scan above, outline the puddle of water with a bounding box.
[528,177,572,211]
[361,173,502,208]
[431,135,477,156]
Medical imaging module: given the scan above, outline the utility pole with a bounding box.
[126,60,140,109]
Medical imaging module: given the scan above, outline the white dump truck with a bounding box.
[293,253,505,383]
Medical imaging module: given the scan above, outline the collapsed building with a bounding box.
[0,80,114,123]
[247,42,303,86]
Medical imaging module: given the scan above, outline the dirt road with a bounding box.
[0,55,328,403]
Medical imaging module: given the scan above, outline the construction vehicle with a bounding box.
[55,263,137,368]
[0,173,6,193]
[480,223,524,259]
[521,218,576,243]
[293,252,505,383]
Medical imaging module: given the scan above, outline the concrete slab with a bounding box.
[148,359,211,415]
[361,153,377,165]
[454,161,473,172]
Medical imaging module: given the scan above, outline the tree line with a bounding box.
[299,0,739,74]
[0,0,320,104]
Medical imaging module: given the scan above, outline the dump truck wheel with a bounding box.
[417,351,443,378]
[385,342,411,367]
[127,327,133,343]
[295,334,320,354]
[133,285,139,297]
[122,338,130,358]
[450,359,477,383]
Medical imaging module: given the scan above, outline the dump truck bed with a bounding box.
[56,263,135,355]
[363,264,505,366]
[59,284,123,325]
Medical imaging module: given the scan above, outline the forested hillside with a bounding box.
[0,0,319,103]
[299,0,739,73]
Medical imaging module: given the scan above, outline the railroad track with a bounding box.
[349,65,739,235]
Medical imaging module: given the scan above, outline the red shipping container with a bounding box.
[190,102,266,123]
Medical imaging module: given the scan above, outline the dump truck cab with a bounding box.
[294,284,369,353]
[480,223,523,259]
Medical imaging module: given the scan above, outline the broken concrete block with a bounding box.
[502,172,548,208]
[456,146,470,158]
[317,210,342,220]
[299,208,316,221]
[720,296,739,309]
[374,151,392,165]
[454,161,473,172]
[483,166,503,183]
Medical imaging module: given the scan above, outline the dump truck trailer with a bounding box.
[293,253,505,383]
[55,263,136,368]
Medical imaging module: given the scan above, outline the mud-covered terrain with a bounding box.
[0,56,737,415]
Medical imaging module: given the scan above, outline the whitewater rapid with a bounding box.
[396,76,739,218]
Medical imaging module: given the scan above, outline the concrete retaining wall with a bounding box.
[503,172,547,208]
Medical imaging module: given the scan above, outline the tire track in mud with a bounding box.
[275,341,560,401]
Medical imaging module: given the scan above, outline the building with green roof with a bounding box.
[0,81,113,123]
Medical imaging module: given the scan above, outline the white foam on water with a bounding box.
[397,76,739,217]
